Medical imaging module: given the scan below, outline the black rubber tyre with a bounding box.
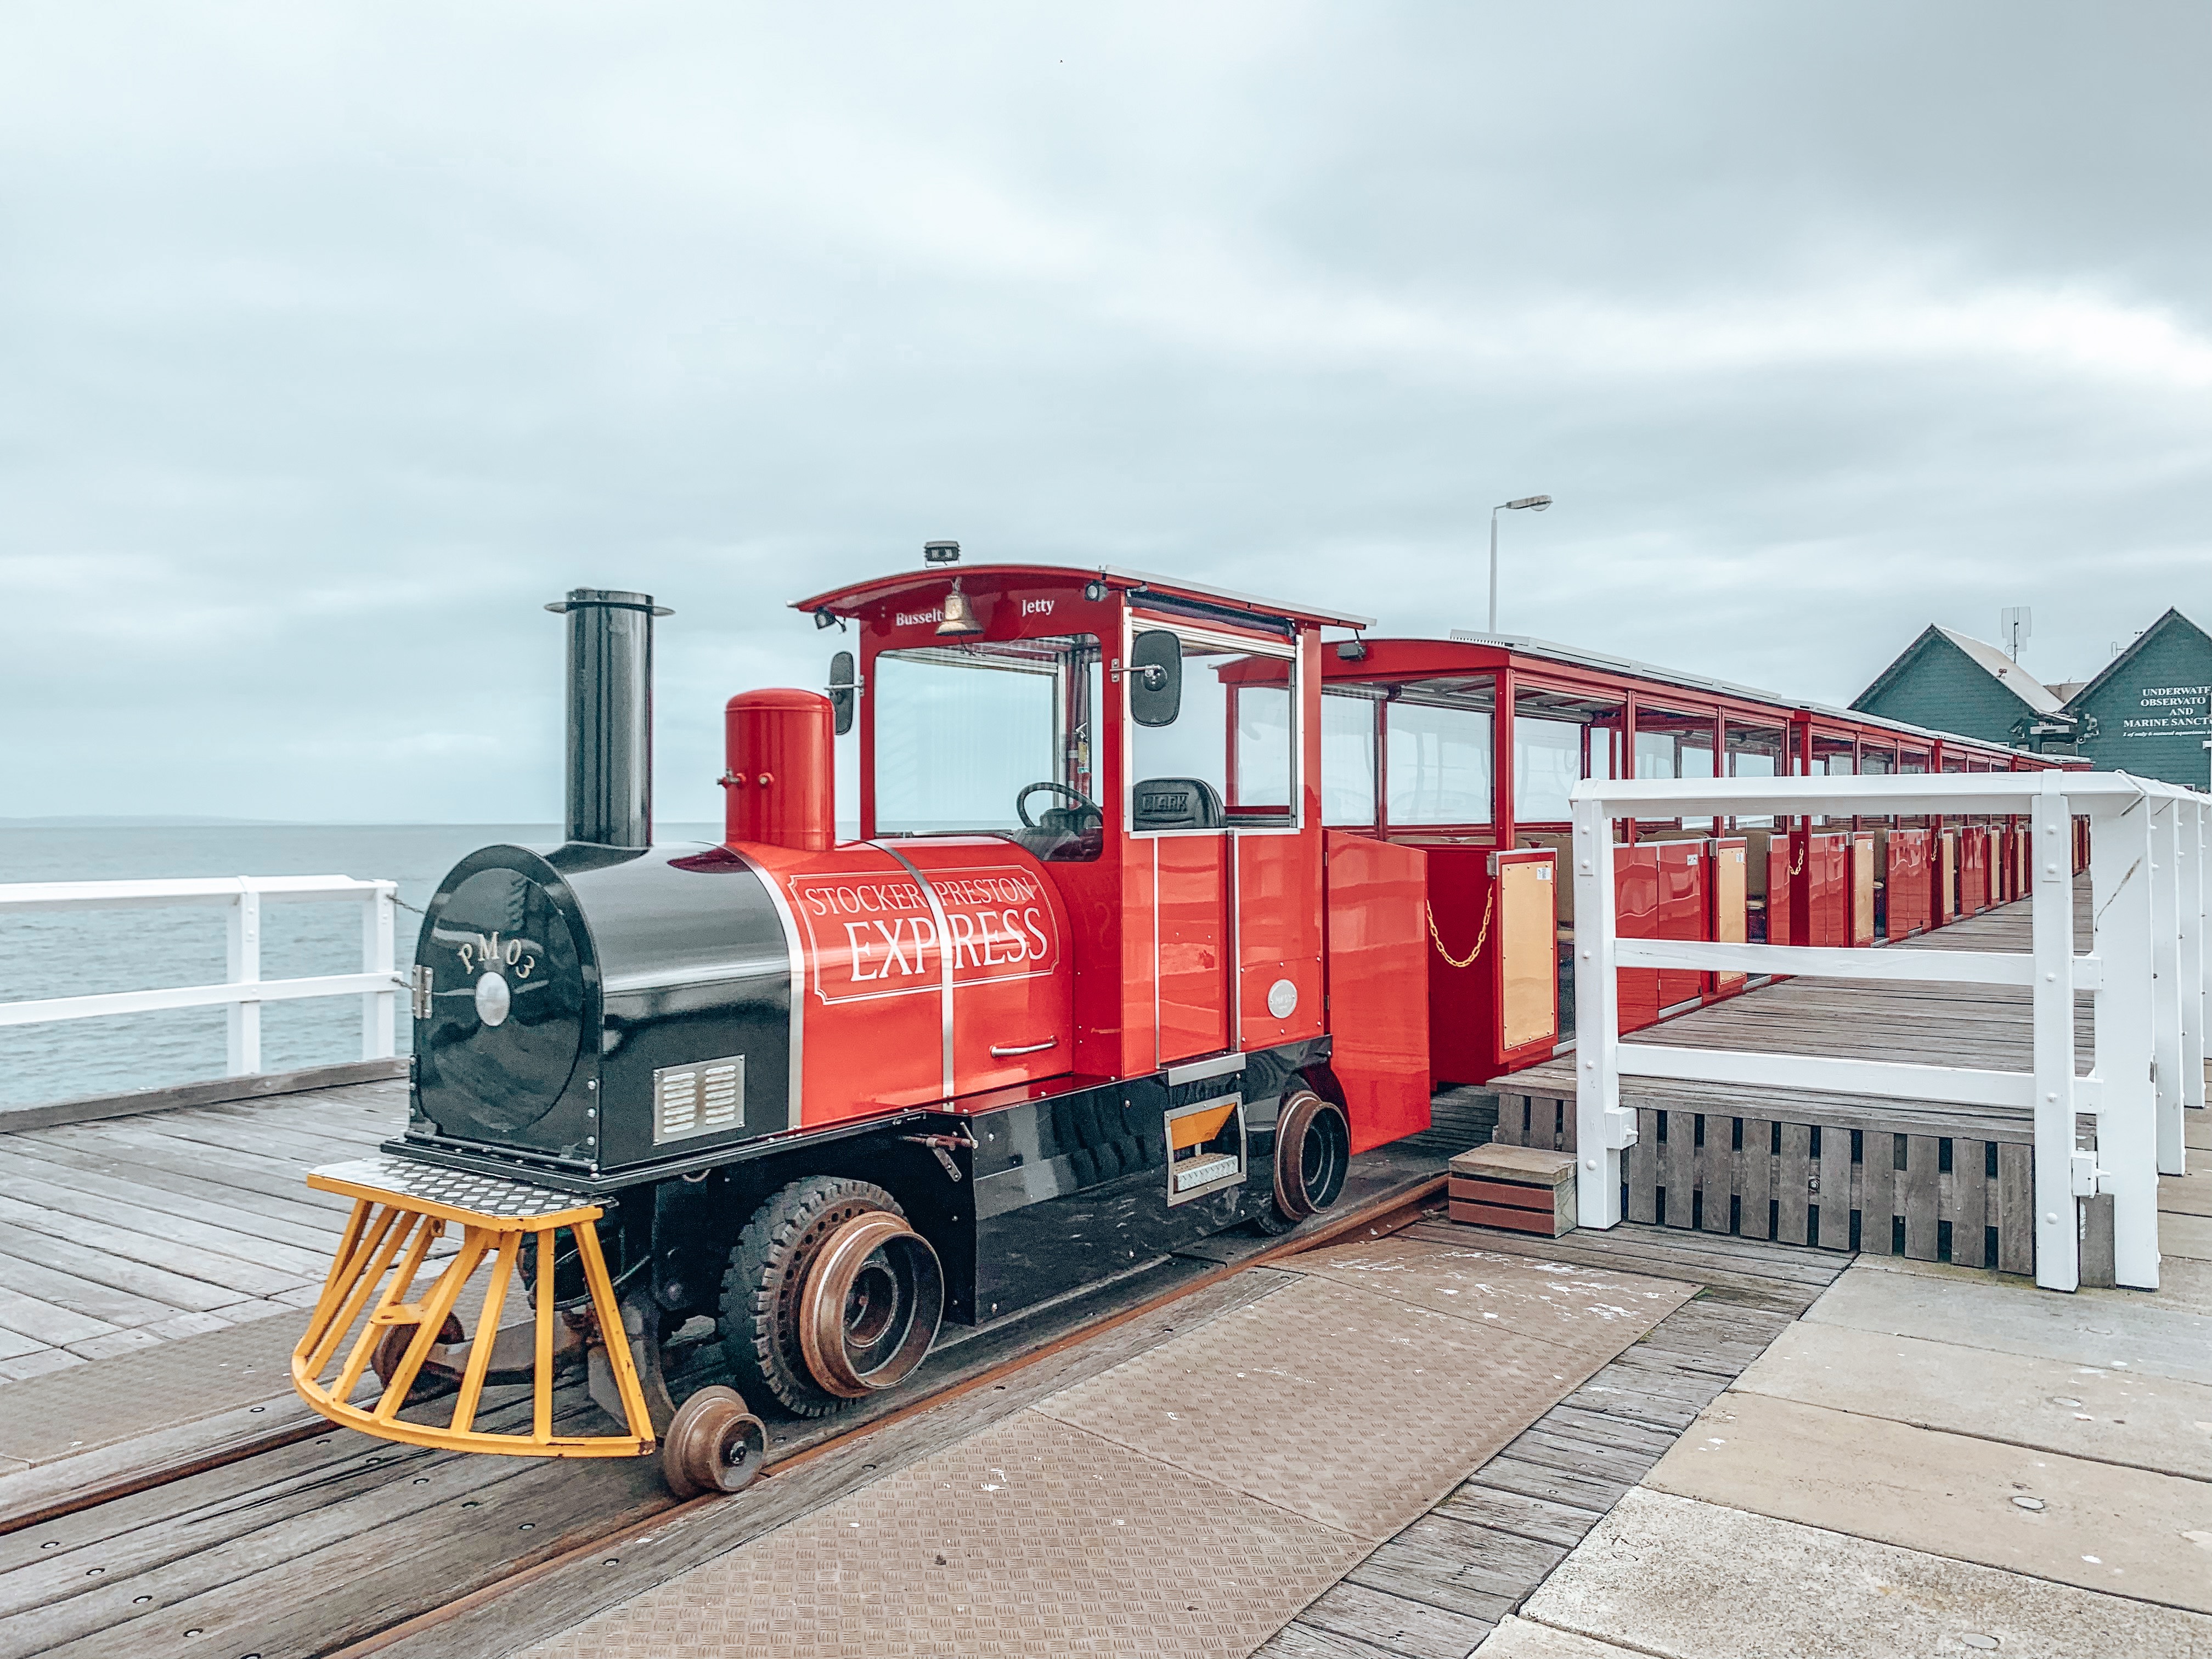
[720,1176,910,1418]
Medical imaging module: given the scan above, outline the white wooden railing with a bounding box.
[0,876,404,1080]
[1567,772,2208,1293]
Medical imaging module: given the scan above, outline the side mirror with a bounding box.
[1128,629,1183,728]
[829,650,857,737]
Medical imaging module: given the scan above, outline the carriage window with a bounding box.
[874,634,1103,860]
[1513,689,1624,824]
[1809,734,1856,826]
[1130,630,1297,830]
[1634,706,1717,828]
[1726,723,1786,829]
[1387,697,1493,825]
[1321,690,1379,826]
[1233,685,1293,811]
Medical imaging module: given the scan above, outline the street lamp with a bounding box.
[1488,494,1552,634]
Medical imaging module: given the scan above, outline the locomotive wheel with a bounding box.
[661,1385,768,1499]
[796,1211,945,1398]
[1251,1088,1351,1235]
[370,1313,465,1403]
[721,1176,939,1418]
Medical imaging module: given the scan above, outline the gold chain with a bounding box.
[1789,842,1804,877]
[1426,887,1493,969]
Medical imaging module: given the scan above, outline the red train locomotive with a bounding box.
[291,554,2075,1494]
[294,562,1431,1493]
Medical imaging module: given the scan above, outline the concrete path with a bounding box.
[1482,1164,2212,1659]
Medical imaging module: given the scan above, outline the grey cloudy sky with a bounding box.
[4,3,2207,824]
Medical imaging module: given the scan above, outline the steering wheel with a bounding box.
[1016,781,1101,830]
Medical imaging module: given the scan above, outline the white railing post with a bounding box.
[2183,797,2207,1127]
[2089,787,2160,1290]
[362,882,398,1061]
[2030,777,2082,1293]
[225,882,263,1076]
[1571,791,1632,1227]
[2151,792,2186,1177]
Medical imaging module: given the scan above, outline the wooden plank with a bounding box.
[7,1135,352,1232]
[26,1122,361,1215]
[1816,1126,1855,1252]
[1627,1109,1660,1224]
[1492,1095,1526,1147]
[0,1282,117,1346]
[1737,1117,1773,1240]
[1904,1134,1941,1261]
[1776,1122,1812,1245]
[1532,1404,1681,1464]
[1503,1426,1660,1487]
[0,1248,186,1329]
[1471,1454,1631,1513]
[0,1194,305,1300]
[1446,1201,1570,1236]
[1340,1521,1520,1624]
[1697,1116,1733,1234]
[2079,1192,2117,1289]
[0,1060,406,1133]
[1951,1139,1989,1268]
[0,1175,329,1278]
[1659,1110,1694,1230]
[1406,1221,1843,1290]
[1997,1142,2035,1275]
[1272,1584,1493,1659]
[0,1218,253,1313]
[1256,1618,1414,1659]
[1430,1484,1601,1549]
[1351,1511,1570,1610]
[0,1160,346,1256]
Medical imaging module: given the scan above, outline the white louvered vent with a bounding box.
[652,1054,746,1144]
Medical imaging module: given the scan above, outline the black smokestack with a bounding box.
[544,588,670,849]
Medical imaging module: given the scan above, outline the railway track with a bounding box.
[1,1170,1446,1659]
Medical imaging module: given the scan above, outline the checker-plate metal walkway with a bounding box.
[519,1232,1696,1658]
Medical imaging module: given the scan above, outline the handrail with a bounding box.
[1566,770,2208,1294]
[0,874,404,1081]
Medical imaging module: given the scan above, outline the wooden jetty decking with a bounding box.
[0,1082,408,1385]
[1492,887,2123,1279]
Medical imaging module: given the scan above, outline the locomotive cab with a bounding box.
[293,561,1434,1495]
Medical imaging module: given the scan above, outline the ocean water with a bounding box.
[0,823,723,1109]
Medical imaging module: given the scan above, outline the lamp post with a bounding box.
[1488,494,1553,634]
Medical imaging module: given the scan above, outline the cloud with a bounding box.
[1,1,2207,822]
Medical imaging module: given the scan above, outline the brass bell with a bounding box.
[935,577,984,637]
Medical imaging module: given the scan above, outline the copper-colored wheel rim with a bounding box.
[371,1312,465,1400]
[662,1385,768,1498]
[1273,1090,1348,1221]
[796,1211,944,1398]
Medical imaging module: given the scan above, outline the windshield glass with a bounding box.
[872,635,1104,860]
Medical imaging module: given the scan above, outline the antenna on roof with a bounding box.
[2000,606,2032,662]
